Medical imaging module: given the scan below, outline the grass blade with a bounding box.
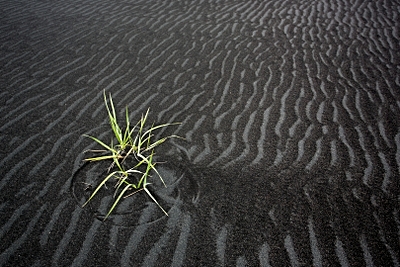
[83,134,115,153]
[105,183,132,220]
[84,155,118,162]
[144,187,168,216]
[82,171,119,207]
[137,151,166,188]
[104,91,123,145]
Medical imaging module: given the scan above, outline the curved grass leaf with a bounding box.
[105,183,132,220]
[143,187,168,216]
[82,171,119,208]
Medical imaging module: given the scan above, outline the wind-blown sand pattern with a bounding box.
[1,0,400,266]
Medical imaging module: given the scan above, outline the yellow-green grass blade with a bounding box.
[122,106,132,146]
[140,108,150,133]
[140,122,181,152]
[129,119,140,137]
[136,130,145,154]
[137,151,166,188]
[148,162,166,187]
[135,158,151,188]
[126,168,144,180]
[126,168,144,175]
[136,108,150,151]
[129,131,139,154]
[135,173,146,190]
[83,134,115,153]
[134,152,154,188]
[143,187,168,216]
[145,135,183,152]
[132,154,149,169]
[84,155,118,162]
[111,152,125,173]
[114,174,129,198]
[144,123,154,149]
[82,171,119,207]
[104,92,124,146]
[143,137,167,152]
[125,169,144,189]
[142,122,181,139]
[105,183,132,220]
[142,152,154,186]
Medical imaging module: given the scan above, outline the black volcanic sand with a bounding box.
[1,0,400,266]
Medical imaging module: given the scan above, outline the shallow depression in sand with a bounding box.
[70,155,201,227]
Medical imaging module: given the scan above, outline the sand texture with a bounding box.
[1,0,400,266]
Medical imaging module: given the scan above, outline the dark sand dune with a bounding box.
[1,0,400,266]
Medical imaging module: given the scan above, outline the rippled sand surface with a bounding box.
[1,0,400,266]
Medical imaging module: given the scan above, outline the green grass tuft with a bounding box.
[82,91,181,219]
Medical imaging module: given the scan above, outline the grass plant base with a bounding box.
[71,154,200,227]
